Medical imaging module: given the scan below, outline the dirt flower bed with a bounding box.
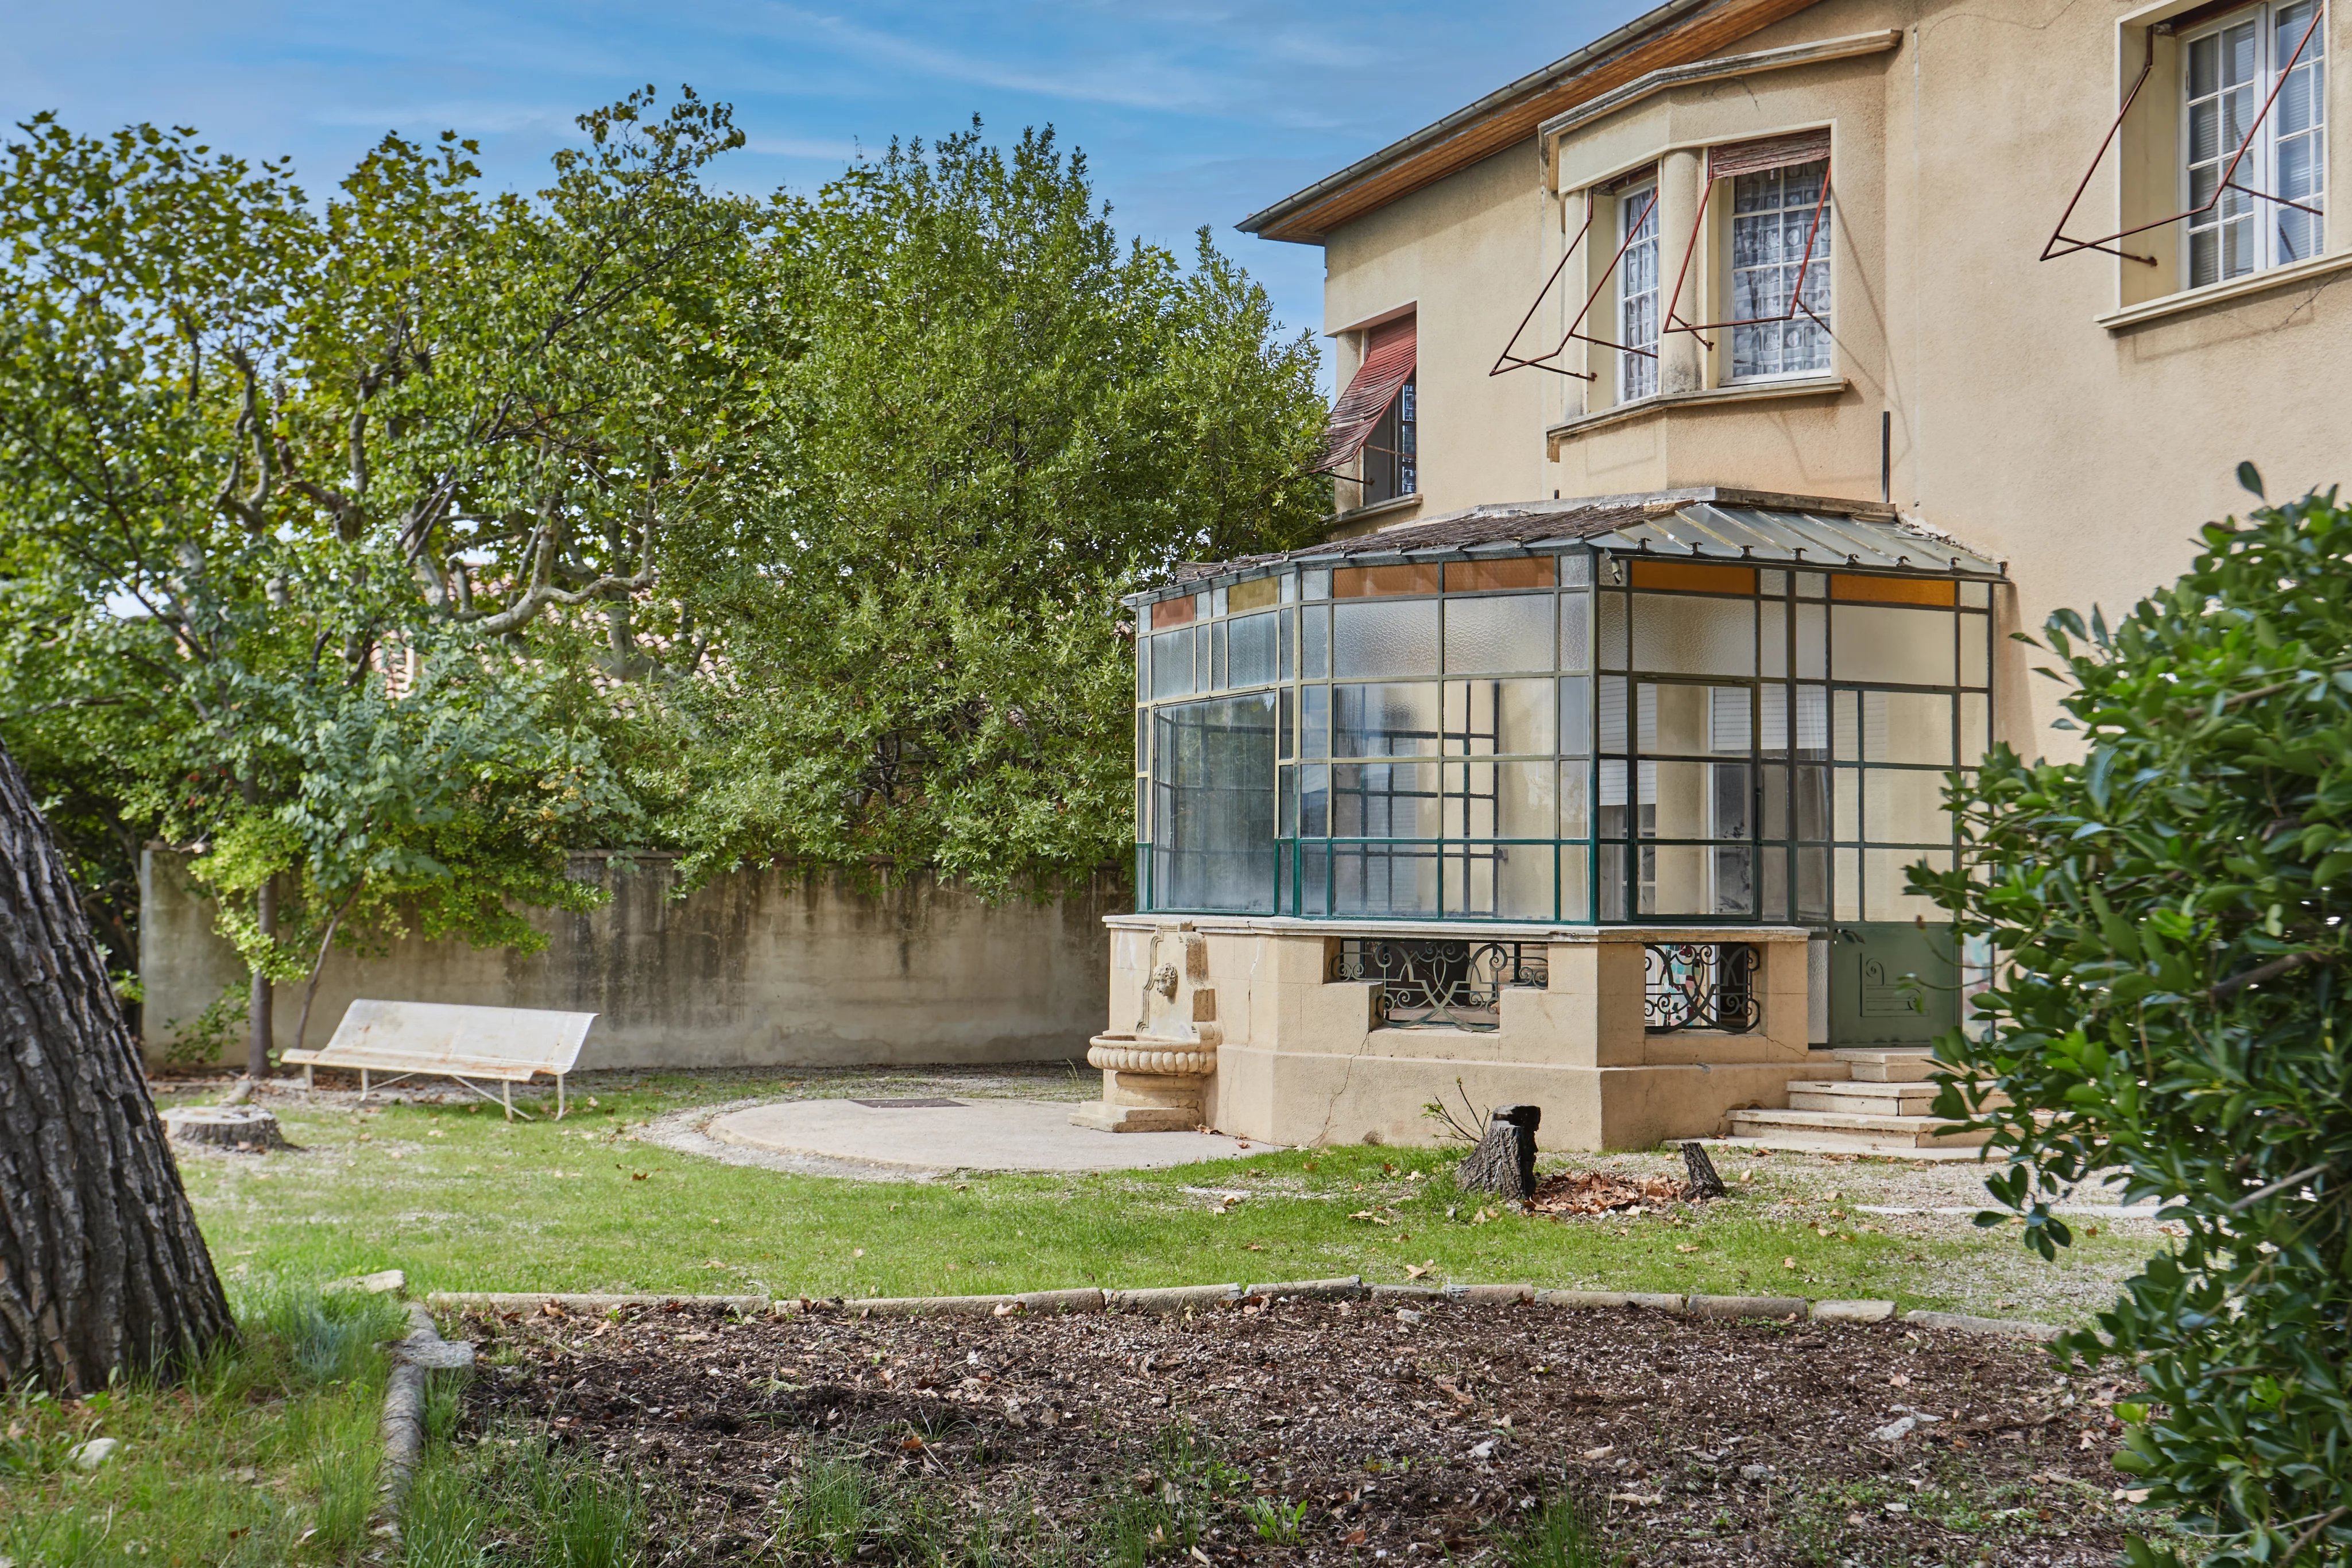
[451,1296,2153,1567]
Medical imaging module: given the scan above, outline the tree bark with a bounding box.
[1456,1104,1541,1201]
[0,740,235,1393]
[245,874,274,1081]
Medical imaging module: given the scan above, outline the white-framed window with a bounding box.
[1618,183,1660,402]
[2184,0,2327,288]
[1729,159,1833,380]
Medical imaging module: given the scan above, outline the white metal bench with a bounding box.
[283,1000,596,1119]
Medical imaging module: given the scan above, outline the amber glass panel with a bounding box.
[1151,595,1197,629]
[1830,574,1957,607]
[1333,563,1441,598]
[1627,560,1757,595]
[1228,575,1281,613]
[1445,557,1555,592]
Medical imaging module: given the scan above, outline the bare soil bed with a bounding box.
[452,1295,2155,1567]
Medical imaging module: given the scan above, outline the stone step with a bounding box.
[1831,1048,1945,1083]
[1786,1079,1940,1116]
[1697,1135,1993,1164]
[1728,1107,1991,1149]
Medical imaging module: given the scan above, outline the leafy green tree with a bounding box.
[657,124,1330,897]
[1916,477,2352,1566]
[0,91,752,1075]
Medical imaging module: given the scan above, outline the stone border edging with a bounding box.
[377,1299,475,1537]
[424,1280,2064,1339]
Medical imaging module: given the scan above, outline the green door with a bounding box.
[1829,923,1959,1047]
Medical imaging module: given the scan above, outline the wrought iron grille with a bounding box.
[1644,942,1761,1033]
[1329,939,1549,1032]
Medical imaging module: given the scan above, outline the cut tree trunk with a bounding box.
[1456,1104,1541,1201]
[0,741,235,1393]
[162,1105,287,1152]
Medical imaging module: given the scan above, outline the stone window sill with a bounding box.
[1328,491,1422,536]
[1546,377,1849,450]
[2097,250,2352,332]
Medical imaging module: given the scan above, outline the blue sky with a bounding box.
[3,2,1649,379]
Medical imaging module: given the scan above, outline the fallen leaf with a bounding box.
[1674,1243,1700,1253]
[1782,1257,1798,1271]
[1243,1243,1265,1252]
[853,1248,865,1258]
[1345,1530,1367,1546]
[1581,1445,1615,1461]
[1347,1210,1391,1225]
[1405,1263,1433,1280]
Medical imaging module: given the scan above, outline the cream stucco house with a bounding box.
[1071,0,2347,1153]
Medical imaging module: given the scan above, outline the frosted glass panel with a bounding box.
[1960,691,1990,759]
[1834,766,1860,841]
[1444,679,1555,756]
[1631,593,1755,676]
[1334,599,1440,678]
[1443,761,1557,839]
[1300,684,1329,758]
[1862,691,1953,765]
[1445,593,1554,674]
[1560,594,1590,671]
[1961,611,1989,687]
[1796,602,1826,678]
[1562,845,1590,921]
[1866,847,1951,922]
[1863,769,1951,844]
[1333,683,1441,757]
[1832,690,1859,759]
[1832,603,1956,686]
[1302,605,1329,677]
[1645,761,1751,839]
[1643,683,1744,757]
[1228,611,1277,687]
[1332,761,1441,837]
[1797,847,1828,920]
[1834,846,1860,920]
[1150,628,1196,698]
[1598,594,1630,668]
[1761,600,1787,677]
[1559,677,1591,756]
[1299,764,1329,836]
[1598,676,1628,752]
[1560,764,1589,837]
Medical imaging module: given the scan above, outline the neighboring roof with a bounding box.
[1237,0,1821,245]
[1129,488,2005,606]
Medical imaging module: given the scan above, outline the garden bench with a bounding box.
[282,999,595,1119]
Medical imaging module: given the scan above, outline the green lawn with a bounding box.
[172,1069,2160,1322]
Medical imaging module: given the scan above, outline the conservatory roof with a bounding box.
[1132,487,2005,607]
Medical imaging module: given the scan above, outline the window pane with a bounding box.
[1147,694,1276,913]
[1862,690,1955,765]
[1960,611,1988,687]
[1863,769,1951,844]
[1444,678,1556,756]
[1301,684,1330,758]
[1865,847,1952,923]
[1960,691,1990,760]
[1645,760,1752,839]
[1276,765,1294,838]
[1300,764,1329,837]
[1560,676,1592,756]
[1445,593,1554,674]
[1600,843,1628,922]
[1796,763,1830,840]
[1560,763,1589,837]
[1642,683,1750,757]
[1444,843,1554,920]
[1210,620,1227,690]
[1631,593,1757,676]
[1300,843,1330,915]
[1598,593,1630,669]
[1641,844,1754,917]
[1333,842,1438,917]
[1831,603,1957,685]
[1761,845,1789,920]
[1228,611,1276,687]
[1334,683,1442,757]
[1278,687,1294,761]
[1796,846,1828,920]
[1302,605,1330,677]
[1562,843,1590,922]
[1832,689,1860,759]
[1759,762,1788,840]
[1150,628,1195,699]
[1619,184,1661,401]
[1334,599,1440,678]
[1443,761,1557,839]
[1598,676,1628,752]
[1136,636,1149,701]
[1560,593,1591,671]
[1761,600,1787,677]
[1835,766,1860,841]
[1729,159,1832,380]
[1795,601,1826,678]
[1332,761,1442,837]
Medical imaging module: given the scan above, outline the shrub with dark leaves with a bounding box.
[1914,475,2352,1567]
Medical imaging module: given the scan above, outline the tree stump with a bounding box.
[1456,1104,1541,1200]
[0,740,235,1393]
[163,1106,287,1153]
[1680,1140,1728,1201]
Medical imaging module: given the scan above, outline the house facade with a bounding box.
[1069,0,2349,1151]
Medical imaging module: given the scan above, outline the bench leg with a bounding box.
[304,1064,314,1091]
[503,1080,513,1121]
[361,1068,369,1102]
[556,1075,566,1121]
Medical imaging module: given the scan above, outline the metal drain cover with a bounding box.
[849,1097,966,1109]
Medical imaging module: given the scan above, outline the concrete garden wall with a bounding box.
[140,849,1120,1070]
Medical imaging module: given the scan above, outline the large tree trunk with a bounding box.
[0,741,235,1393]
[246,874,274,1080]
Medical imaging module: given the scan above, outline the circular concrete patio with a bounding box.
[704,1097,1262,1174]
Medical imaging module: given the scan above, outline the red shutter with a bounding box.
[1318,315,1415,473]
[1708,129,1832,180]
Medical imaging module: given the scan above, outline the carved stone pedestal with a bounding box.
[1069,1037,1216,1132]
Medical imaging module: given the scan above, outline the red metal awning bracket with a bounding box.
[1488,187,1662,381]
[2043,3,2326,266]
